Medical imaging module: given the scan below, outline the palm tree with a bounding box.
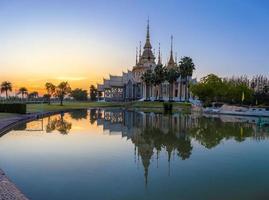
[89,85,97,101]
[141,69,154,101]
[18,87,28,99]
[45,82,56,105]
[179,64,187,102]
[55,82,71,106]
[0,81,12,99]
[179,57,195,102]
[165,67,180,101]
[153,64,166,101]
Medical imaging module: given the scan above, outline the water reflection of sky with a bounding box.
[0,109,269,200]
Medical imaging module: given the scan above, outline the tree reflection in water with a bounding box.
[46,113,72,134]
[188,117,253,148]
[89,109,98,124]
[70,109,88,121]
[89,109,269,186]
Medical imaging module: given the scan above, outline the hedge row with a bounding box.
[0,103,26,114]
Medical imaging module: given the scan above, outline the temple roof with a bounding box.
[102,72,135,88]
[103,79,111,88]
[109,75,122,82]
[97,84,104,91]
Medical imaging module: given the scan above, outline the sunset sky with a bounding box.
[0,0,269,94]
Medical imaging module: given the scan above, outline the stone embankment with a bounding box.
[0,170,28,200]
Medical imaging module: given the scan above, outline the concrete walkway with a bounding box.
[0,170,28,200]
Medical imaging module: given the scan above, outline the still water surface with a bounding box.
[0,109,269,200]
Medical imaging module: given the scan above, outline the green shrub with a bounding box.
[0,103,26,114]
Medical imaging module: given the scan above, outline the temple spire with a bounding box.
[170,35,173,58]
[143,18,152,49]
[134,145,137,163]
[136,47,138,65]
[157,43,162,65]
[156,150,160,168]
[139,18,155,64]
[167,35,175,68]
[139,41,142,60]
[168,150,171,176]
[146,17,150,41]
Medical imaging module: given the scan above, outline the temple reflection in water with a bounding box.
[14,109,269,186]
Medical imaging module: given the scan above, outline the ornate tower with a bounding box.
[139,19,156,66]
[167,35,176,68]
[132,19,156,83]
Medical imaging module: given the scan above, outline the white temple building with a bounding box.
[97,20,196,102]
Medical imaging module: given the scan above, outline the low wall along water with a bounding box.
[0,103,26,114]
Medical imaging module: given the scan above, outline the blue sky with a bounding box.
[0,0,268,91]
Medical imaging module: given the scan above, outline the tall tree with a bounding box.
[191,74,223,104]
[89,85,98,101]
[179,57,195,102]
[165,67,180,101]
[141,69,154,101]
[55,82,71,106]
[45,82,56,105]
[153,64,165,101]
[18,87,28,99]
[0,81,12,99]
[178,70,184,101]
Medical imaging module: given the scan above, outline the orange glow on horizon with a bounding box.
[0,74,106,96]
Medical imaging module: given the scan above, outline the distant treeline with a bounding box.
[190,74,269,106]
[1,81,99,105]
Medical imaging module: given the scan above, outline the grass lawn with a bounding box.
[128,101,191,114]
[27,101,191,113]
[27,101,192,113]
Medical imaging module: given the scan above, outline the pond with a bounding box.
[0,109,269,200]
